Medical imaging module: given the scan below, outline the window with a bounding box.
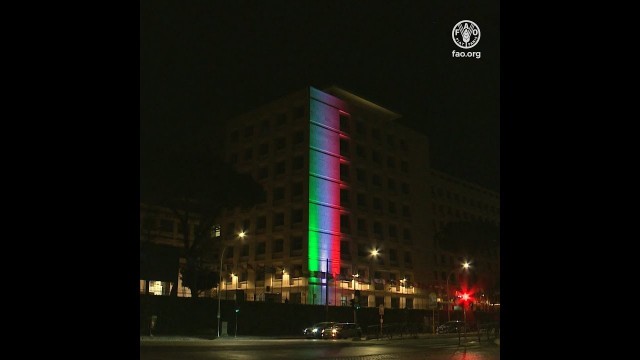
[256,242,266,255]
[404,252,412,265]
[242,219,250,232]
[357,218,367,234]
[256,216,266,233]
[291,236,303,251]
[340,214,350,233]
[388,224,397,239]
[293,130,304,145]
[259,143,269,157]
[275,161,286,176]
[403,229,412,244]
[276,113,287,127]
[340,240,350,256]
[292,181,303,198]
[243,125,254,138]
[230,130,239,142]
[340,188,350,206]
[400,161,409,173]
[339,114,350,132]
[230,153,238,164]
[387,157,396,169]
[291,209,303,224]
[340,138,350,157]
[340,163,349,181]
[399,139,408,151]
[273,213,285,228]
[294,105,305,119]
[373,221,383,237]
[373,197,382,212]
[372,128,381,142]
[402,205,411,218]
[357,193,367,207]
[357,243,368,257]
[273,187,285,202]
[258,166,268,180]
[401,182,410,195]
[244,148,253,161]
[275,137,286,151]
[388,201,396,215]
[388,178,396,192]
[274,239,284,253]
[290,236,303,257]
[356,169,366,183]
[241,244,249,257]
[372,150,381,164]
[389,249,398,264]
[260,120,270,134]
[356,144,366,159]
[372,174,382,187]
[356,120,365,135]
[387,135,395,149]
[293,156,304,171]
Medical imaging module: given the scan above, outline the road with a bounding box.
[140,335,500,360]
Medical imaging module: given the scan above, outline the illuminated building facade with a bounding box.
[218,86,435,309]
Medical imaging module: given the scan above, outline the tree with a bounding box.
[141,141,266,297]
[180,262,219,298]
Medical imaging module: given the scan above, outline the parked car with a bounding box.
[321,322,363,339]
[437,320,469,334]
[304,322,337,338]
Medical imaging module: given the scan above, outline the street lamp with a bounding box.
[446,261,470,321]
[369,249,379,300]
[217,230,245,338]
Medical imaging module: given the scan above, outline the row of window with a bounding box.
[431,172,499,199]
[230,130,306,162]
[229,109,411,155]
[230,141,413,179]
[432,203,499,222]
[431,186,499,215]
[220,236,414,269]
[229,106,306,141]
[224,214,413,241]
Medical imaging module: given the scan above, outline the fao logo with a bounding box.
[452,20,481,49]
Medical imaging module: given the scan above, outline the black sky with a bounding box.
[140,1,500,192]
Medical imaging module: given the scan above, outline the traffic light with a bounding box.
[461,293,470,301]
[235,305,240,313]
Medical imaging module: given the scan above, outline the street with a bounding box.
[140,334,500,359]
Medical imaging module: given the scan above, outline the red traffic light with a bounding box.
[461,293,470,301]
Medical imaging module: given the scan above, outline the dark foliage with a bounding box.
[140,141,266,296]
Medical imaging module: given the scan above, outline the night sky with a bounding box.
[141,1,500,192]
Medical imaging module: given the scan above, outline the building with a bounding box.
[139,86,500,311]
[427,169,500,308]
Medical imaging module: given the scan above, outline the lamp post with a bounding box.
[369,249,379,304]
[446,261,470,322]
[281,268,285,302]
[369,248,381,338]
[217,231,245,338]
